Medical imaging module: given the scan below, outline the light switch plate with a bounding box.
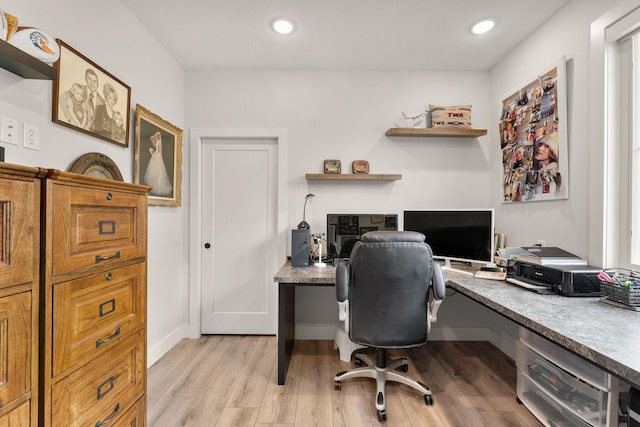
[1,115,19,145]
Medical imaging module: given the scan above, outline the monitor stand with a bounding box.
[440,259,475,277]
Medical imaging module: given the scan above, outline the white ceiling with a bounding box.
[121,0,570,70]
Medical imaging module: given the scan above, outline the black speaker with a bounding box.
[291,229,310,267]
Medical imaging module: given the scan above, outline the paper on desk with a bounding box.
[497,247,529,259]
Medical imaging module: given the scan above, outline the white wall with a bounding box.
[490,0,612,263]
[1,0,617,365]
[0,0,186,366]
[184,0,618,351]
[185,69,516,343]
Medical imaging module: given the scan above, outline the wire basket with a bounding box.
[599,269,640,307]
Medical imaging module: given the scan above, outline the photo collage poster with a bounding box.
[500,64,568,202]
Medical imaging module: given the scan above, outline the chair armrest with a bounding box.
[427,262,445,333]
[427,299,442,333]
[335,261,350,302]
[431,262,446,301]
[337,300,349,322]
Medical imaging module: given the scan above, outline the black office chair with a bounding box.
[333,231,446,422]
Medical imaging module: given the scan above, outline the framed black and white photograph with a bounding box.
[134,104,183,206]
[52,40,131,147]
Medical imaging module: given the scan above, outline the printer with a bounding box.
[514,261,603,297]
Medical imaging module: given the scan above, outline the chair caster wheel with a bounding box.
[334,381,341,390]
[396,364,408,373]
[424,394,434,405]
[354,358,363,367]
[377,409,387,422]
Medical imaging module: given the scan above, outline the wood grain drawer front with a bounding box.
[0,177,37,290]
[110,396,145,427]
[51,185,146,277]
[0,292,31,411]
[0,401,30,426]
[52,264,145,377]
[51,331,145,427]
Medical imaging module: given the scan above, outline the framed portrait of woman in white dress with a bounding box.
[134,104,183,206]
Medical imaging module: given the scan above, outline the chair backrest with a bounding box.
[339,238,360,258]
[348,230,433,348]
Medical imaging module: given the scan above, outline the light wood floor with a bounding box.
[147,336,541,426]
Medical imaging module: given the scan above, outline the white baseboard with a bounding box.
[147,324,189,368]
[294,323,517,359]
[295,324,338,340]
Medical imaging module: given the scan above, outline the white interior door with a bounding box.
[201,139,277,334]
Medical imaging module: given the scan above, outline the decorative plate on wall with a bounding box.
[68,152,123,181]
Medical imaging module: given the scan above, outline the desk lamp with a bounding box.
[297,193,315,229]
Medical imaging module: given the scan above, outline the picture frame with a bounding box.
[52,40,131,147]
[499,56,568,203]
[324,159,341,174]
[68,152,123,181]
[134,104,183,206]
[352,160,369,174]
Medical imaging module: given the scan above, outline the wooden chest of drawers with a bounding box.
[0,164,41,425]
[41,171,149,427]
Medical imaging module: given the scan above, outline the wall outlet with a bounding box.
[23,123,39,150]
[1,115,19,145]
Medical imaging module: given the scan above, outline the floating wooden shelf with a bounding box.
[385,127,487,137]
[305,173,402,181]
[0,39,57,80]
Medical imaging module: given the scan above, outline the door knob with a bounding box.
[204,243,211,249]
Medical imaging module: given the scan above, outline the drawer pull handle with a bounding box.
[97,376,115,400]
[96,327,120,348]
[99,299,116,317]
[105,272,112,280]
[105,192,113,201]
[95,403,120,427]
[96,251,120,263]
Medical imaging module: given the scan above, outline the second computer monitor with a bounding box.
[326,214,398,256]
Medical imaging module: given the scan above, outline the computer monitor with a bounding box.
[403,209,495,271]
[326,214,398,256]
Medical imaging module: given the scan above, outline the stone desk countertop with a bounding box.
[446,272,640,389]
[274,261,336,284]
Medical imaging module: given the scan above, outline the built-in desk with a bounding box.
[274,261,640,389]
[446,271,640,389]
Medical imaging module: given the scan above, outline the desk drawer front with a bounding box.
[0,292,31,411]
[517,369,591,427]
[51,331,145,427]
[516,340,607,426]
[114,396,146,427]
[0,400,30,425]
[51,185,146,276]
[52,264,145,376]
[0,178,38,290]
[519,328,608,389]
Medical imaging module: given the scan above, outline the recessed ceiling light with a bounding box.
[272,17,296,35]
[471,19,496,35]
